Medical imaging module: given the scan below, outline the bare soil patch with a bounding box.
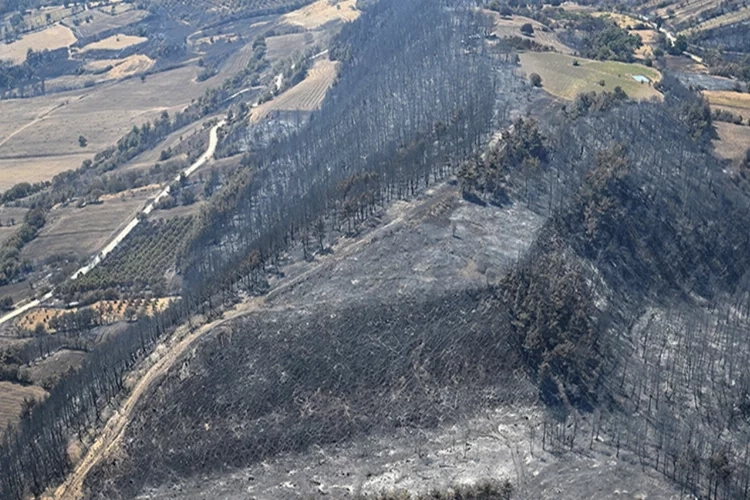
[0,24,77,64]
[282,0,359,29]
[0,381,47,431]
[252,58,338,121]
[85,54,155,79]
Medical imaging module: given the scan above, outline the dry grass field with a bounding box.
[485,12,575,55]
[24,188,159,262]
[0,64,215,191]
[0,24,76,64]
[252,58,338,121]
[714,122,750,160]
[519,52,662,101]
[81,33,147,52]
[26,349,87,386]
[704,90,750,120]
[282,0,359,29]
[0,381,47,431]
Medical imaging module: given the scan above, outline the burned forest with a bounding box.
[2,0,750,499]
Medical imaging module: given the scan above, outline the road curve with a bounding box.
[0,120,225,327]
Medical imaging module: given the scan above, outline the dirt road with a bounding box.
[52,299,258,500]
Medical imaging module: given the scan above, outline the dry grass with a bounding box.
[0,381,47,431]
[0,24,77,64]
[594,11,643,29]
[0,64,214,191]
[486,12,575,55]
[81,33,147,52]
[24,188,159,262]
[519,51,662,101]
[102,54,154,79]
[713,122,750,160]
[252,58,338,121]
[704,90,750,119]
[282,0,359,29]
[26,349,87,386]
[0,207,28,245]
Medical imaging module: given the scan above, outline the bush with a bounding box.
[529,72,542,87]
[520,22,534,36]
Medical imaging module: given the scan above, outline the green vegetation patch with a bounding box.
[519,51,662,101]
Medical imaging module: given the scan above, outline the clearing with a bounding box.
[80,34,147,52]
[26,349,87,387]
[0,24,77,64]
[252,58,338,121]
[519,52,662,101]
[282,0,360,29]
[0,381,47,431]
[485,12,574,54]
[23,188,160,262]
[0,207,28,245]
[713,122,750,160]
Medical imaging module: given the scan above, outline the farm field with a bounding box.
[0,64,215,191]
[703,90,750,120]
[519,52,663,101]
[714,122,750,160]
[26,349,87,387]
[252,58,338,121]
[68,8,150,39]
[0,381,47,432]
[282,0,359,29]
[23,188,159,262]
[486,12,574,54]
[81,33,147,52]
[0,24,76,64]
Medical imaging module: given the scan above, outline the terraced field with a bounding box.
[252,58,338,121]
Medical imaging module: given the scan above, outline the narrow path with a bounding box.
[0,120,225,327]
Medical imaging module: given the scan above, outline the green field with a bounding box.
[519,52,663,101]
